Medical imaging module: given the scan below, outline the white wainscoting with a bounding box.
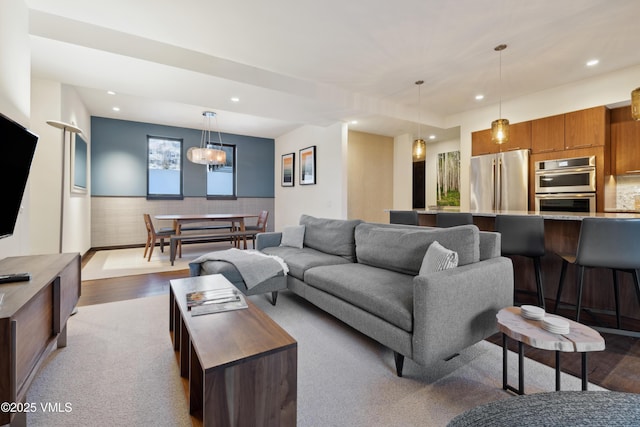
[91,197,275,248]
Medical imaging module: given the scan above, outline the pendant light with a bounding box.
[187,111,226,169]
[632,87,640,121]
[412,80,426,162]
[491,44,509,144]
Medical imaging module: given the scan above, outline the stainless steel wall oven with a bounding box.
[534,156,596,213]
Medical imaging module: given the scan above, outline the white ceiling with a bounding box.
[26,0,640,141]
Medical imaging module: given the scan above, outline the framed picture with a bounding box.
[71,134,88,194]
[299,145,316,185]
[436,150,461,207]
[281,152,295,187]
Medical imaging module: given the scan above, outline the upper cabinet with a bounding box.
[564,106,610,149]
[506,121,532,151]
[471,129,495,156]
[531,114,564,153]
[611,106,640,175]
[472,121,531,156]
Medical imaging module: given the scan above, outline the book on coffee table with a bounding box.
[186,288,248,316]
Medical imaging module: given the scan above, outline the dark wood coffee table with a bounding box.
[169,274,297,426]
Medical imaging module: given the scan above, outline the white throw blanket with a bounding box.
[190,248,288,290]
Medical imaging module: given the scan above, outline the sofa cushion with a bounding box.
[419,241,459,275]
[280,225,305,248]
[304,263,414,332]
[355,223,479,275]
[299,215,362,261]
[262,245,351,281]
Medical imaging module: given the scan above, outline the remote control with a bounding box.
[0,273,31,284]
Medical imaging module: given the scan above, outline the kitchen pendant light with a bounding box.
[491,44,510,144]
[632,87,640,121]
[187,111,226,169]
[413,80,426,162]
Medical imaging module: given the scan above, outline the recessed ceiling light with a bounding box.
[351,120,358,124]
[475,94,484,100]
[586,59,599,67]
[230,97,240,102]
[429,135,436,140]
[112,107,120,112]
[107,90,116,95]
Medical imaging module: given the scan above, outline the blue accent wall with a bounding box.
[91,117,275,197]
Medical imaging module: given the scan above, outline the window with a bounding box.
[147,136,183,199]
[207,144,236,199]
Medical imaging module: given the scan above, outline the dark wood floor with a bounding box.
[78,251,640,394]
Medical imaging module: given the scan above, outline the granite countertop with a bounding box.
[418,210,640,220]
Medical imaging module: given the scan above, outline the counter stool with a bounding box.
[495,215,546,309]
[435,212,473,228]
[390,210,419,225]
[554,218,640,333]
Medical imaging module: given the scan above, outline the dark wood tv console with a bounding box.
[0,253,81,426]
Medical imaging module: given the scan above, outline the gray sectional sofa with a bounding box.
[257,214,514,376]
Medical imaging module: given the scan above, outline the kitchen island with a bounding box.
[418,210,640,333]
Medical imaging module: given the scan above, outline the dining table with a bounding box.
[154,213,259,253]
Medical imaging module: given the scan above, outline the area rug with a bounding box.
[26,291,605,427]
[82,242,236,280]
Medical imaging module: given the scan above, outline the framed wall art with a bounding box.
[71,134,88,193]
[299,145,316,185]
[281,152,295,187]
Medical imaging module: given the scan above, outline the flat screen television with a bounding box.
[0,112,38,240]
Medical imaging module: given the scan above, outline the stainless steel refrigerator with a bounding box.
[470,149,529,211]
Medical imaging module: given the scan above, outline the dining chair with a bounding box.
[143,213,175,261]
[435,212,473,228]
[389,210,419,225]
[495,214,546,309]
[244,210,269,247]
[554,218,640,331]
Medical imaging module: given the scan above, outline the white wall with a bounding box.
[61,85,91,254]
[29,79,62,254]
[29,80,92,255]
[393,133,413,210]
[0,0,31,258]
[273,123,347,230]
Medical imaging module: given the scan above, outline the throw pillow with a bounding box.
[419,240,459,275]
[280,225,306,248]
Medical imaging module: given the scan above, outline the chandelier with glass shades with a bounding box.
[187,111,226,169]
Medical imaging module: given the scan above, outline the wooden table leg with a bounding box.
[239,219,247,249]
[176,221,182,258]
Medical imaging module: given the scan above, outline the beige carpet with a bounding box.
[26,291,605,427]
[82,242,238,280]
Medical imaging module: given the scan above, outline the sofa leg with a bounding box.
[394,352,404,377]
[270,291,278,306]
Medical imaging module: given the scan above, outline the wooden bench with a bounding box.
[180,224,233,232]
[169,230,259,265]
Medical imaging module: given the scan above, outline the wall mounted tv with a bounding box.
[0,112,38,240]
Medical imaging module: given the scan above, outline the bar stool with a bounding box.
[554,218,640,331]
[435,212,473,228]
[495,215,546,309]
[389,210,419,225]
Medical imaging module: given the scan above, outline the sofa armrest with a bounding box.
[479,231,501,260]
[256,232,282,251]
[411,256,513,366]
[188,261,202,277]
